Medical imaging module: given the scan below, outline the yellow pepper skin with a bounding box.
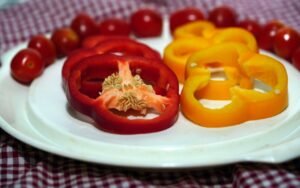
[173,21,258,52]
[181,44,288,127]
[186,42,253,100]
[233,54,288,120]
[174,21,216,39]
[181,73,249,127]
[163,37,212,83]
[212,28,258,52]
[164,21,258,83]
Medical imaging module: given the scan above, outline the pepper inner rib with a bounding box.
[98,61,170,115]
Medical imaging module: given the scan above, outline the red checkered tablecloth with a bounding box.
[1,0,300,187]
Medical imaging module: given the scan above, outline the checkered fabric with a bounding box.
[1,0,300,187]
[1,0,300,55]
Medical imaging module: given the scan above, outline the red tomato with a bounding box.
[208,6,237,28]
[10,48,45,84]
[28,35,56,66]
[273,27,300,59]
[51,28,80,57]
[237,19,262,38]
[257,20,284,51]
[70,13,98,39]
[98,18,131,36]
[292,47,300,71]
[130,9,163,37]
[169,8,204,33]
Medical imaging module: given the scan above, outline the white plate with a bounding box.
[2,23,300,168]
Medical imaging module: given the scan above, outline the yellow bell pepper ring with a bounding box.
[232,54,288,120]
[181,73,250,127]
[193,67,241,100]
[173,21,216,39]
[181,48,288,127]
[163,37,212,83]
[164,21,258,83]
[173,21,258,52]
[185,42,254,100]
[212,28,258,52]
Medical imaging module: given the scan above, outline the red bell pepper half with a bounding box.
[65,54,180,134]
[62,36,162,97]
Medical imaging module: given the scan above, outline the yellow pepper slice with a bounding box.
[232,54,288,120]
[163,37,212,83]
[181,44,288,127]
[181,73,250,127]
[212,28,258,52]
[164,21,258,83]
[173,21,258,52]
[174,21,216,39]
[186,42,253,100]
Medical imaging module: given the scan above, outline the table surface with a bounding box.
[1,0,300,187]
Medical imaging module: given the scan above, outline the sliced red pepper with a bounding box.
[82,35,129,48]
[63,37,161,82]
[65,54,179,134]
[62,37,162,97]
[62,48,97,87]
[82,35,161,60]
[93,37,161,60]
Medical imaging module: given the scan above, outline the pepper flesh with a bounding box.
[181,43,288,127]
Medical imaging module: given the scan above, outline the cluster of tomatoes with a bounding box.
[10,6,300,85]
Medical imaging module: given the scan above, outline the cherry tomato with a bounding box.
[169,8,204,33]
[98,18,131,36]
[273,27,300,59]
[70,13,98,39]
[11,48,45,84]
[130,9,163,37]
[257,20,284,51]
[292,47,300,71]
[28,35,56,66]
[208,6,237,28]
[237,19,262,38]
[51,28,80,57]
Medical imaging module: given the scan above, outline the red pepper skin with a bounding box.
[82,36,161,61]
[93,37,161,60]
[62,48,97,87]
[82,35,129,48]
[66,54,180,134]
[65,54,118,116]
[63,37,161,83]
[62,37,162,98]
